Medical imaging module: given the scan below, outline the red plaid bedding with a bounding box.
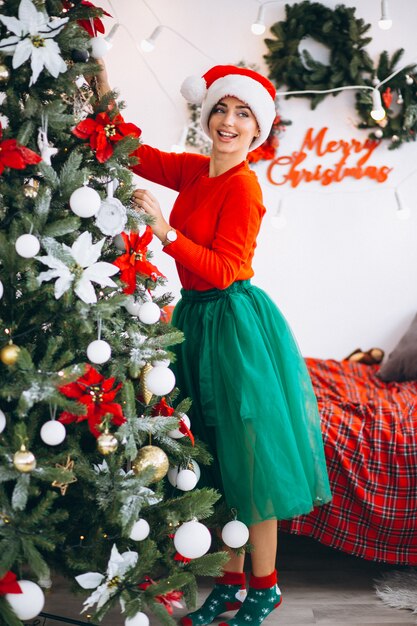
[281,358,417,565]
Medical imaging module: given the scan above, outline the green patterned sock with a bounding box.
[180,572,246,626]
[219,570,282,626]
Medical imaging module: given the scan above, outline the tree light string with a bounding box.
[101,1,415,122]
[98,2,416,208]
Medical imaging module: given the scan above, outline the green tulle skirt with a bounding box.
[171,280,332,526]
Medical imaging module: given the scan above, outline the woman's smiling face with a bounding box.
[208,96,259,157]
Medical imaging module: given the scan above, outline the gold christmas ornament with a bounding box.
[0,63,9,82]
[23,179,40,198]
[13,445,36,473]
[139,363,153,404]
[97,431,118,455]
[0,342,20,366]
[132,445,169,482]
[52,456,77,495]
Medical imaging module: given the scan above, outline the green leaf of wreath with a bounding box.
[354,48,417,149]
[264,1,372,109]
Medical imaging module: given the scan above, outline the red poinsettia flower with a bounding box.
[62,1,112,36]
[58,365,125,438]
[72,112,141,163]
[0,572,22,595]
[152,397,175,417]
[113,227,165,294]
[0,125,41,175]
[139,577,183,615]
[152,397,194,445]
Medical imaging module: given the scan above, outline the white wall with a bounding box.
[101,0,417,359]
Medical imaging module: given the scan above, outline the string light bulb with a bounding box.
[395,190,410,220]
[90,23,120,58]
[370,89,386,121]
[251,1,282,35]
[271,198,287,229]
[251,5,266,35]
[141,25,163,52]
[378,0,392,30]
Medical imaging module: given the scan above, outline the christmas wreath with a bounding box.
[263,1,374,108]
[355,49,417,149]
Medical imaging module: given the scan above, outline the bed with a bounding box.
[281,357,417,565]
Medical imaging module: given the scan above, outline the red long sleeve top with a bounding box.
[131,145,266,291]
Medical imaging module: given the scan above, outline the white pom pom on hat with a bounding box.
[180,75,207,105]
[180,64,277,151]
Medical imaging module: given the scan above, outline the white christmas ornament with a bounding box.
[38,127,58,165]
[5,580,45,620]
[0,408,6,433]
[174,520,211,559]
[70,186,101,218]
[221,520,250,549]
[37,231,119,304]
[168,460,200,488]
[15,233,40,258]
[40,420,66,445]
[0,0,68,86]
[124,296,142,317]
[129,518,150,541]
[151,350,170,367]
[125,613,150,626]
[176,468,198,491]
[87,339,111,364]
[138,301,161,325]
[90,36,112,58]
[145,366,175,396]
[168,413,191,439]
[95,197,127,236]
[374,128,384,139]
[0,279,3,299]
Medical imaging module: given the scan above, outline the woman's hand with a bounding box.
[132,189,171,243]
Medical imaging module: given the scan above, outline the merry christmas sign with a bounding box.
[266,126,393,188]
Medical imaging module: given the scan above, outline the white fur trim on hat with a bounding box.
[200,74,276,151]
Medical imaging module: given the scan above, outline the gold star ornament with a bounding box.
[52,456,78,495]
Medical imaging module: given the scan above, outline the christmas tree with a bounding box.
[0,1,227,624]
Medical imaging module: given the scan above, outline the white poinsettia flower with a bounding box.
[76,544,139,612]
[37,255,74,300]
[37,232,119,304]
[0,0,68,85]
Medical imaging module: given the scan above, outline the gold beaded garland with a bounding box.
[97,431,118,455]
[0,342,20,366]
[13,445,36,472]
[132,445,169,482]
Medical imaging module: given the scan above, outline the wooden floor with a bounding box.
[38,534,416,626]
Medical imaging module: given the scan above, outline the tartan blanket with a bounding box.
[281,358,417,565]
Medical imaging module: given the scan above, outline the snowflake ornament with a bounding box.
[75,544,138,612]
[0,0,68,86]
[36,231,119,303]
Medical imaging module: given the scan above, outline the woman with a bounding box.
[95,63,332,626]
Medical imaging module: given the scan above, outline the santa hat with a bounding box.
[180,65,277,152]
